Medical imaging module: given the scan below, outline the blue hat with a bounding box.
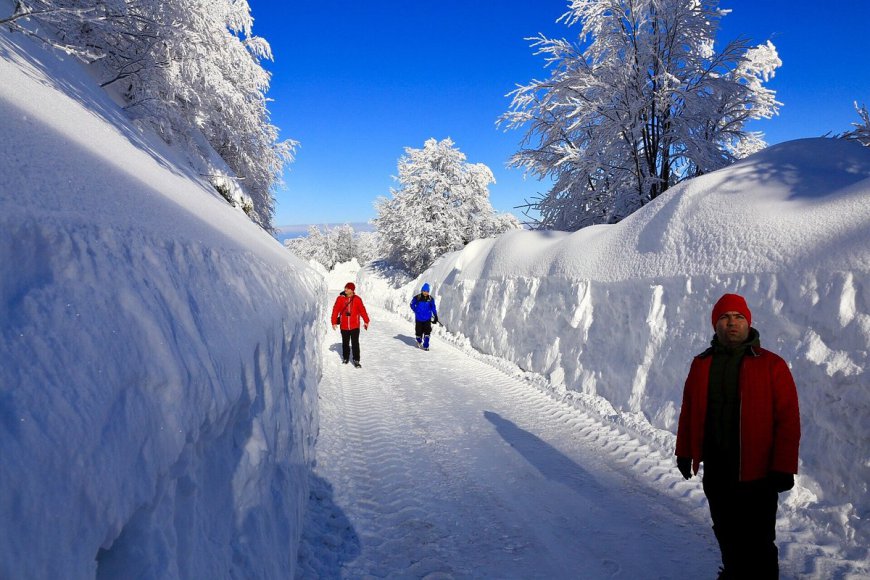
[421,283,431,293]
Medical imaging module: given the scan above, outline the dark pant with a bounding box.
[415,321,432,347]
[703,476,779,578]
[341,328,361,362]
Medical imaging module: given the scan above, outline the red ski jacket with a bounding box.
[331,294,370,331]
[675,345,800,481]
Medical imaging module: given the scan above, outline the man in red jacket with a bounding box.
[331,282,370,368]
[676,293,800,579]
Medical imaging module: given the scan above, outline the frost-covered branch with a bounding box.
[500,0,781,230]
[4,0,296,230]
[1,1,94,25]
[842,102,870,147]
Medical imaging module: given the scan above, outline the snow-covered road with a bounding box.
[297,300,722,579]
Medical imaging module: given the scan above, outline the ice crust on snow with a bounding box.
[0,27,321,579]
[359,137,870,564]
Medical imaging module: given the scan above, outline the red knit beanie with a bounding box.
[345,282,356,291]
[711,293,751,328]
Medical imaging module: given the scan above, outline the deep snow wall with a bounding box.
[426,271,866,520]
[359,139,870,552]
[1,224,323,579]
[0,25,323,579]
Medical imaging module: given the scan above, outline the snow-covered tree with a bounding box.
[500,0,781,230]
[284,225,379,270]
[3,0,295,230]
[842,102,870,147]
[354,231,380,264]
[374,138,521,276]
[285,225,327,267]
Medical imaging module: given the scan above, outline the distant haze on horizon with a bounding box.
[274,222,376,243]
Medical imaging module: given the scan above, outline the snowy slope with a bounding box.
[0,24,322,580]
[359,138,870,567]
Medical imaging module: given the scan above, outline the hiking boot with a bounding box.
[353,360,361,368]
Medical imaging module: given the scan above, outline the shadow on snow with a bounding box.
[393,334,420,348]
[296,473,360,578]
[484,411,603,494]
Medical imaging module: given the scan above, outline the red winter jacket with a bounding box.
[331,293,370,331]
[675,345,800,481]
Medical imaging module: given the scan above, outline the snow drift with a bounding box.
[360,137,870,558]
[0,24,322,579]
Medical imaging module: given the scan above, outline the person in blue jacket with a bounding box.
[410,282,439,350]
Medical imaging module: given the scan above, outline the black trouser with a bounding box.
[703,476,779,578]
[340,328,361,362]
[415,321,432,347]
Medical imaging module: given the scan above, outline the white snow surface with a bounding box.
[300,263,721,578]
[350,140,870,576]
[3,7,870,579]
[0,24,322,579]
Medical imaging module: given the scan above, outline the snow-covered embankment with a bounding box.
[0,27,323,578]
[359,138,870,564]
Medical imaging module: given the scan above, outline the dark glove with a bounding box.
[768,471,795,493]
[432,315,439,325]
[677,457,692,480]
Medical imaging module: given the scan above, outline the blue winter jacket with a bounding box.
[410,293,438,322]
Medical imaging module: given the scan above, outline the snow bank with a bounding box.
[359,138,870,557]
[0,26,322,579]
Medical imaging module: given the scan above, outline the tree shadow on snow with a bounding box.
[365,259,414,287]
[296,474,361,578]
[393,334,420,348]
[484,411,603,494]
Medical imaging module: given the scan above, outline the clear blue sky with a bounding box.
[247,0,870,228]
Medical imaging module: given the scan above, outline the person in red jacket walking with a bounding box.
[331,282,370,368]
[675,293,800,578]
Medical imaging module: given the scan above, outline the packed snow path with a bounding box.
[297,302,727,579]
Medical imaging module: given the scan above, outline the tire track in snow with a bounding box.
[308,315,468,578]
[300,305,721,579]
